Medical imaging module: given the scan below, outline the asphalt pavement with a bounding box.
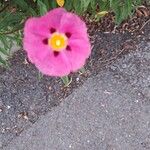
[2,41,150,150]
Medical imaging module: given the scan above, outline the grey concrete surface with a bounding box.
[2,41,150,150]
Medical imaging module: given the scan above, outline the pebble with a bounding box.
[122,64,127,68]
[7,106,11,109]
[69,144,72,148]
[87,140,90,143]
[76,77,79,82]
[48,86,52,90]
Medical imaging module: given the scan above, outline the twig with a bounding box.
[140,19,150,30]
[0,4,9,13]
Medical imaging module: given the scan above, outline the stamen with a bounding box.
[42,38,48,45]
[66,45,71,51]
[50,28,56,34]
[56,40,61,46]
[48,33,68,52]
[65,32,72,38]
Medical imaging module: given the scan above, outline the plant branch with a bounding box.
[140,19,150,30]
[0,4,9,13]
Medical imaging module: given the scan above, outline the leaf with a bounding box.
[0,55,7,67]
[56,0,65,7]
[61,76,72,87]
[98,0,110,11]
[37,0,48,16]
[97,11,108,17]
[11,0,28,11]
[0,35,9,49]
[50,0,57,9]
[64,0,73,10]
[90,0,96,10]
[73,0,82,14]
[79,67,86,74]
[0,12,24,30]
[126,0,132,17]
[82,0,91,11]
[0,47,8,55]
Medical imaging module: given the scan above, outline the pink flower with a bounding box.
[23,8,91,77]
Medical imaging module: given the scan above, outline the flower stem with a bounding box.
[79,67,86,74]
[38,71,43,80]
[61,76,72,87]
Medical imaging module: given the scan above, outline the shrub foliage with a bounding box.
[0,0,142,67]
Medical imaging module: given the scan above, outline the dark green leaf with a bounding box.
[37,0,48,16]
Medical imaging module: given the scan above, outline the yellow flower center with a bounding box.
[48,33,67,52]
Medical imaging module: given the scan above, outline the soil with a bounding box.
[0,4,150,148]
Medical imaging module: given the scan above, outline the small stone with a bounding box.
[104,90,112,95]
[23,115,29,120]
[7,106,11,109]
[69,144,72,148]
[1,128,5,133]
[87,140,90,143]
[48,86,52,90]
[122,64,127,68]
[18,112,29,120]
[101,104,105,107]
[76,77,79,82]
[110,66,117,71]
[23,58,29,65]
[141,31,144,34]
[135,99,139,103]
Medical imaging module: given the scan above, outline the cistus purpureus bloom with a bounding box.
[23,8,91,77]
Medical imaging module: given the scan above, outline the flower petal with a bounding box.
[24,8,67,38]
[24,17,50,38]
[24,37,50,64]
[43,8,67,29]
[59,12,88,40]
[65,39,91,71]
[35,52,71,77]
[24,37,71,77]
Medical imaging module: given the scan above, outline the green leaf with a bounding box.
[0,55,7,66]
[11,0,29,11]
[82,0,91,11]
[0,12,24,30]
[97,11,108,17]
[126,0,132,17]
[79,67,86,74]
[49,0,57,9]
[64,0,73,10]
[38,71,43,80]
[0,47,9,55]
[61,76,72,87]
[37,0,48,16]
[97,0,110,11]
[90,0,96,10]
[0,35,9,49]
[73,0,82,14]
